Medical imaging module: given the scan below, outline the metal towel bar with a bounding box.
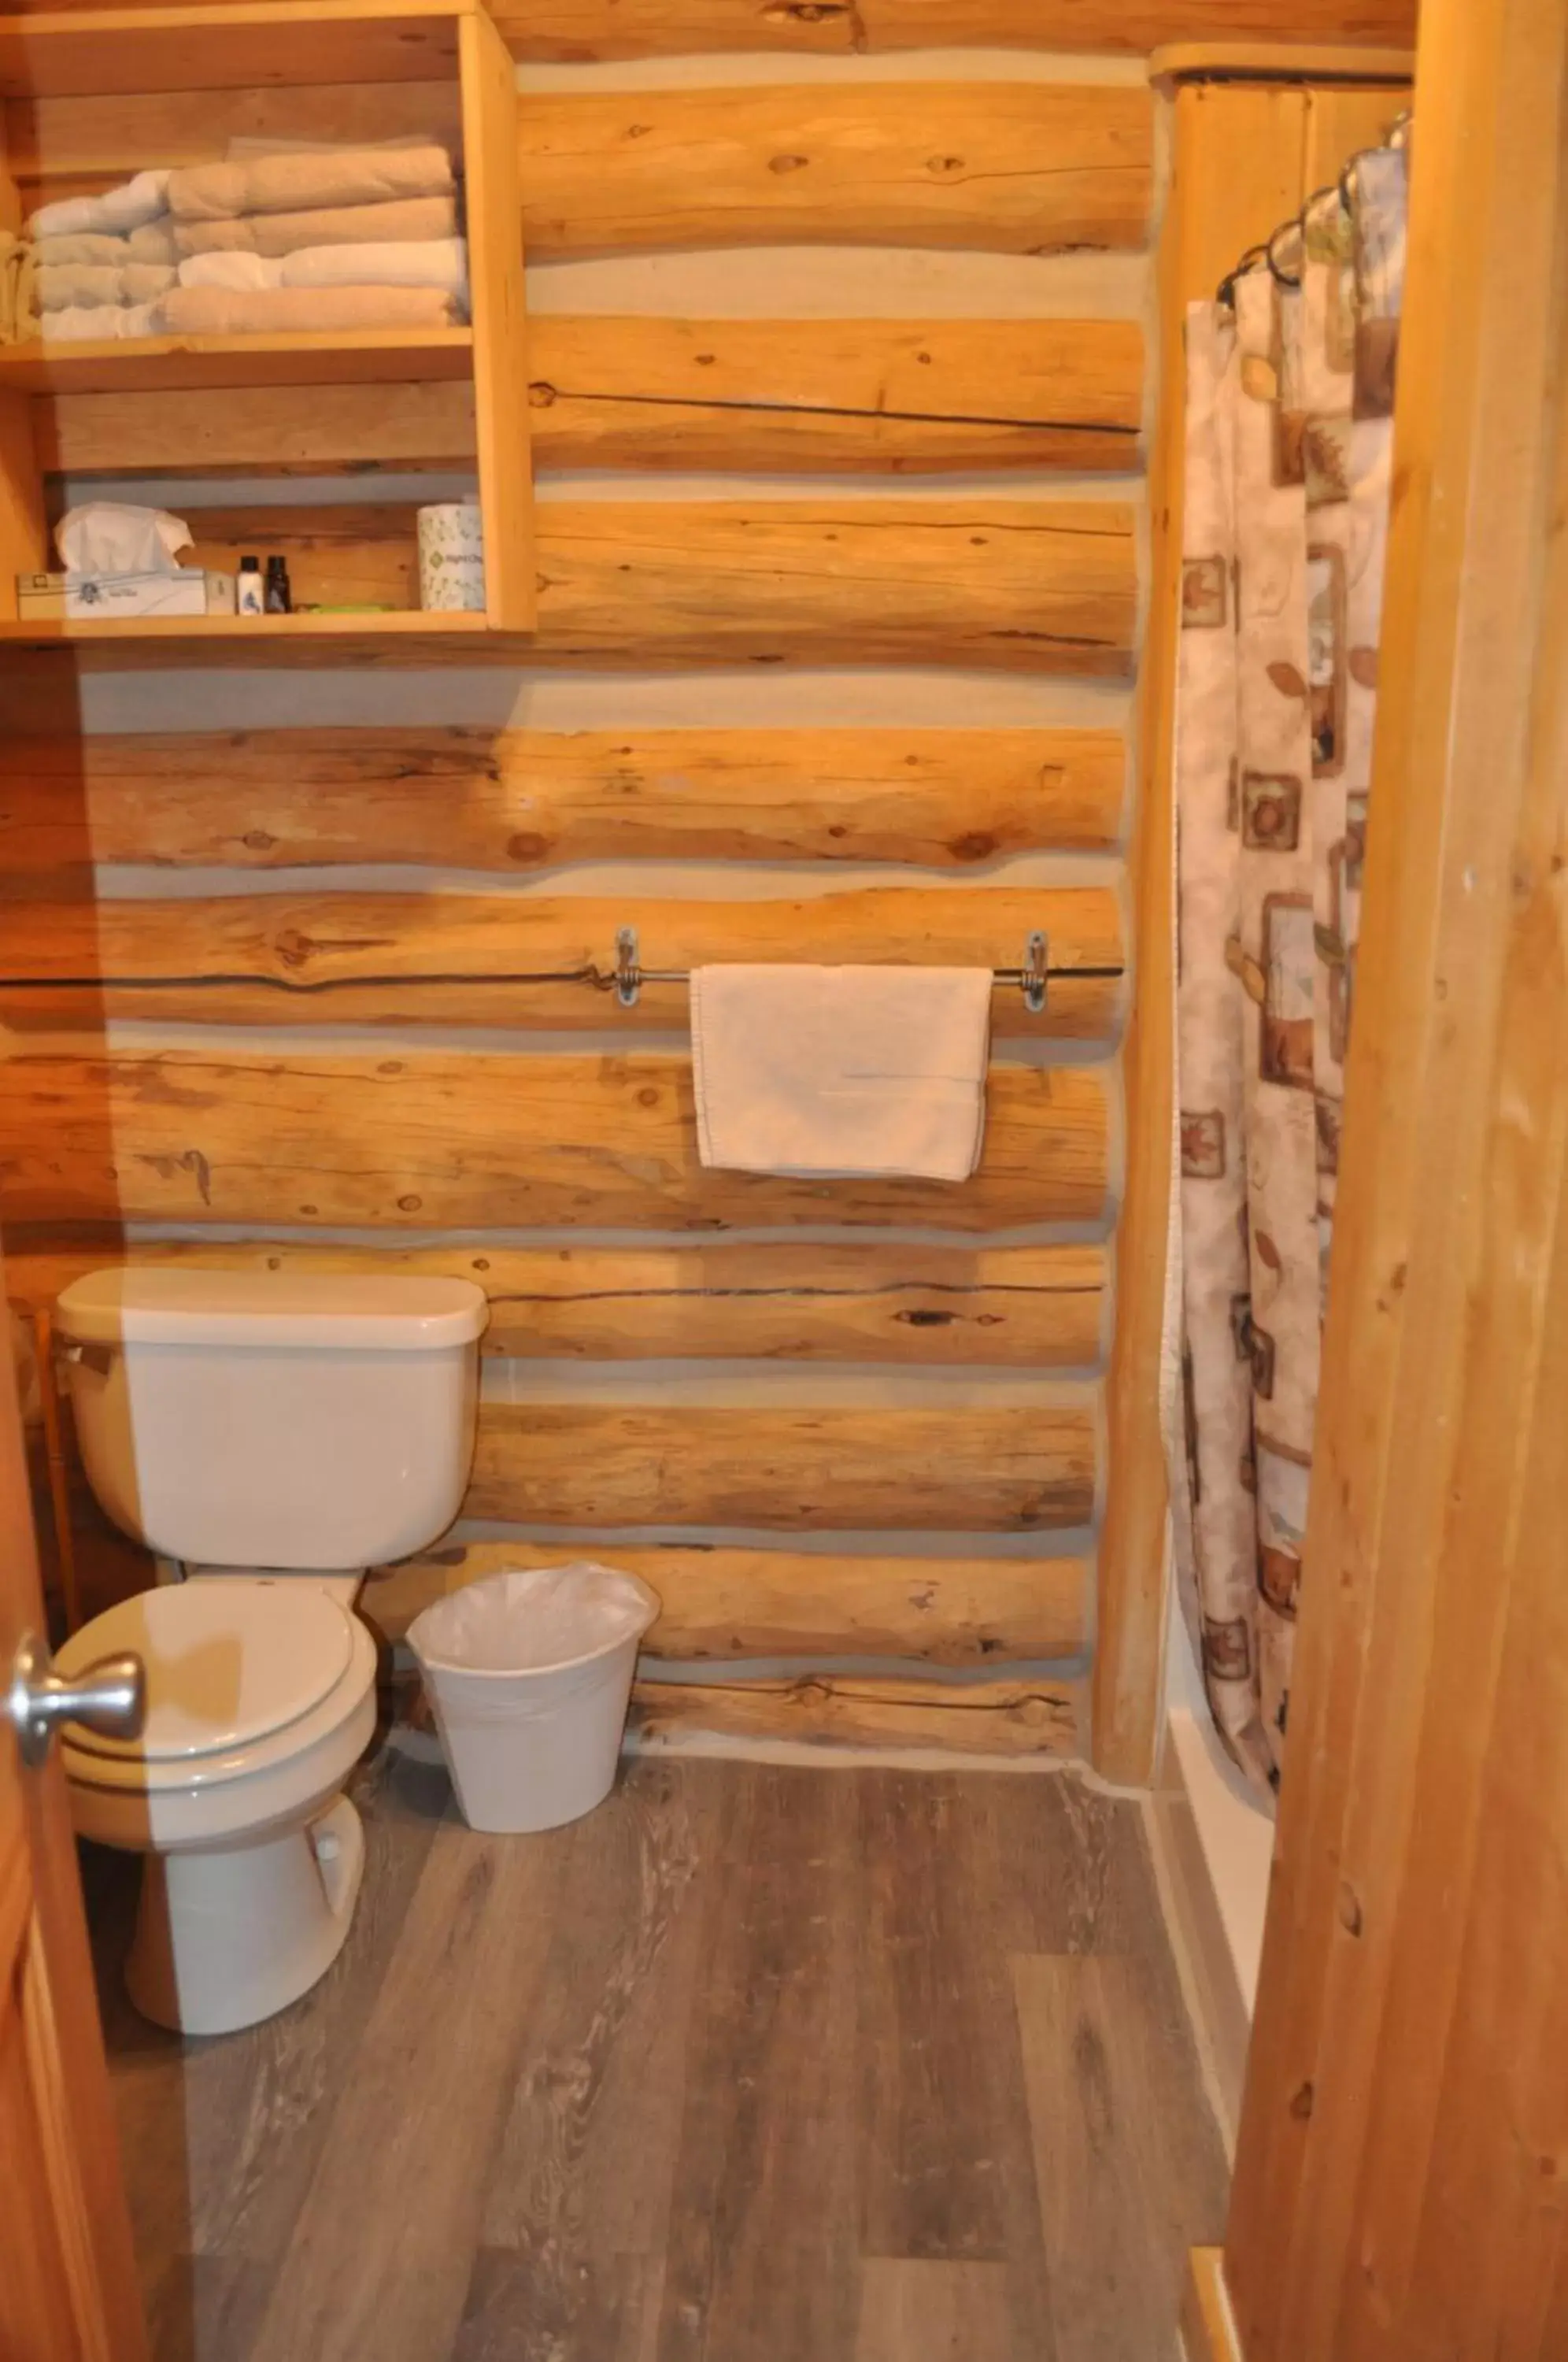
[612,927,1063,1014]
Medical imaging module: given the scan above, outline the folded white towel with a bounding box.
[39,302,157,342]
[29,169,171,240]
[38,261,174,310]
[167,143,453,223]
[127,221,179,264]
[35,231,131,267]
[177,250,284,292]
[690,965,993,1183]
[280,235,468,306]
[154,282,458,335]
[177,239,466,305]
[174,194,457,258]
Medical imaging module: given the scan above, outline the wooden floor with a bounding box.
[83,1750,1227,2362]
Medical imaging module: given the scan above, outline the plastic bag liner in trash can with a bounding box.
[406,1564,660,1833]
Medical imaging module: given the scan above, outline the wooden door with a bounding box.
[0,1294,148,2360]
[1189,0,1568,2355]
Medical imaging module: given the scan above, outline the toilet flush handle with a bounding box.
[6,1631,146,1768]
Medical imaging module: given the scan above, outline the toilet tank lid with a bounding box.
[55,1269,490,1350]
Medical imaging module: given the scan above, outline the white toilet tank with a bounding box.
[54,1271,487,1572]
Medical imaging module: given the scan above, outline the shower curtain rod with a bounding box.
[1215,108,1412,308]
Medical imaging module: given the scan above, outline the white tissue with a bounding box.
[55,501,194,577]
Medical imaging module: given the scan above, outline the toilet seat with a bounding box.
[59,1581,372,1795]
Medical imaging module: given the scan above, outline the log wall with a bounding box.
[0,27,1309,1766]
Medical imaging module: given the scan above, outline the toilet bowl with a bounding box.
[59,1579,379,2034]
[53,1269,487,2035]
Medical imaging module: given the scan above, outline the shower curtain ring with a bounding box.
[1266,219,1303,291]
[1217,242,1267,309]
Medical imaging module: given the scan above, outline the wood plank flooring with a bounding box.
[80,1753,1227,2362]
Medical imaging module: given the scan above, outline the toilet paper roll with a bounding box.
[417,500,485,613]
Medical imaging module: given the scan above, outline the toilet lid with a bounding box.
[56,1580,356,1764]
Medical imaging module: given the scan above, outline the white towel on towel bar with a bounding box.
[690,964,992,1183]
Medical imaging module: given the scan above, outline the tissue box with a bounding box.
[16,570,231,620]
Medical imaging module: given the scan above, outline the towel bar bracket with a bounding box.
[615,926,642,1008]
[1021,930,1049,1016]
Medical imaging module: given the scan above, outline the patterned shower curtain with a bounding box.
[1167,143,1408,1795]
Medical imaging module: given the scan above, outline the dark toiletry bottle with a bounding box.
[264,555,293,615]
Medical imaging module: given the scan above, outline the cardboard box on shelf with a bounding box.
[16,569,236,619]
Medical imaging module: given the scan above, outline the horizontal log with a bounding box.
[627,1672,1079,1757]
[0,3,1422,67]
[497,0,1417,58]
[176,498,1138,676]
[2,1238,1108,1365]
[524,316,1144,473]
[38,317,1145,478]
[0,726,1124,872]
[11,81,1152,258]
[464,1398,1096,1529]
[0,886,1124,1041]
[0,1050,1111,1231]
[518,83,1152,257]
[364,1538,1087,1660]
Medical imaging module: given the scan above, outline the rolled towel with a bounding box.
[127,221,180,265]
[177,250,285,292]
[124,264,176,304]
[38,263,125,312]
[280,236,467,307]
[35,231,131,268]
[40,302,157,342]
[154,282,459,335]
[690,966,994,1183]
[37,261,175,311]
[168,143,453,224]
[175,194,458,259]
[28,168,171,240]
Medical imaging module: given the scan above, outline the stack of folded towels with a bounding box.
[29,143,467,342]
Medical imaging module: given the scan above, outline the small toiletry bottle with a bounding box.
[264,554,292,616]
[236,555,264,616]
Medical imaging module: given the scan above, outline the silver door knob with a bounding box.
[6,1631,145,1768]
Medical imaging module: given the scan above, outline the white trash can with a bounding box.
[406,1563,660,1833]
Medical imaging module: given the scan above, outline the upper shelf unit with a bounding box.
[0,0,533,656]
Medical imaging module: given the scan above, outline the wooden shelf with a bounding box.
[0,0,535,650]
[0,329,475,395]
[0,608,521,665]
[0,609,492,640]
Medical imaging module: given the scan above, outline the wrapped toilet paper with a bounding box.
[55,501,193,577]
[417,499,484,613]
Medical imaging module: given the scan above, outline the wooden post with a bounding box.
[1221,2,1568,2353]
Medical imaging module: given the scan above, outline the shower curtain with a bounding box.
[1167,144,1408,1794]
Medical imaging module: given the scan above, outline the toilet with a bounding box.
[51,1269,488,2037]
